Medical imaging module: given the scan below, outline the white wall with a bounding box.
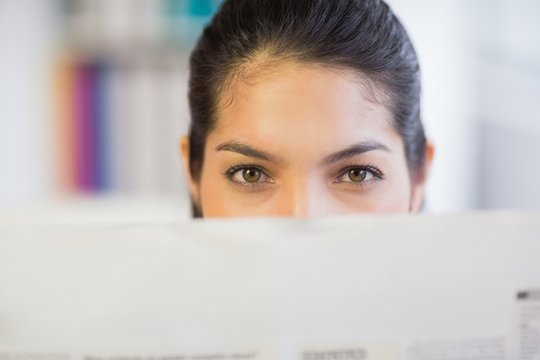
[474,0,540,210]
[386,0,479,212]
[388,0,540,211]
[0,0,57,208]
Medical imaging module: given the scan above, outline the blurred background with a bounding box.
[0,0,539,218]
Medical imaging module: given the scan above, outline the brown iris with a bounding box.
[242,168,262,183]
[348,169,367,182]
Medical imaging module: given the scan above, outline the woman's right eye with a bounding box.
[226,166,273,186]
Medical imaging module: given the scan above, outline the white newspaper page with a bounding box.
[1,212,539,359]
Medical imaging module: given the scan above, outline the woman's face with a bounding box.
[181,62,432,218]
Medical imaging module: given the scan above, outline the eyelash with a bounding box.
[223,163,385,190]
[333,164,385,189]
[222,164,272,190]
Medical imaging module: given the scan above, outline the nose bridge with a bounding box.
[296,183,318,219]
[280,176,323,218]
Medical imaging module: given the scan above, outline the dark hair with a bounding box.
[188,0,426,217]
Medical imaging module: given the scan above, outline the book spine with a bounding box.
[74,60,90,192]
[95,60,110,192]
[53,55,77,193]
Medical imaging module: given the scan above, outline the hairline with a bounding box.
[211,54,397,135]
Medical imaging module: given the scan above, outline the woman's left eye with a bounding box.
[335,166,383,184]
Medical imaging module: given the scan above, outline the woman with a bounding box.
[180,0,435,218]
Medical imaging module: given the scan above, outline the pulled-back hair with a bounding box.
[188,0,426,216]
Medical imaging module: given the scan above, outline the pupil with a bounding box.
[243,169,261,183]
[349,169,366,182]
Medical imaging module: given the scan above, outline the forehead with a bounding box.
[210,62,400,159]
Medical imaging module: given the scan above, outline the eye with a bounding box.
[234,168,262,183]
[345,168,370,182]
[334,166,384,185]
[225,165,273,186]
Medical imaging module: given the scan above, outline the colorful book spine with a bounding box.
[74,61,92,192]
[54,57,110,194]
[53,56,77,193]
[95,61,110,191]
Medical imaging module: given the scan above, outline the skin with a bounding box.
[181,61,434,218]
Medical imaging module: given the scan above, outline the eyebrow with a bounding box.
[216,140,390,164]
[321,141,391,165]
[216,141,277,162]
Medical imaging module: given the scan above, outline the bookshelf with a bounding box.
[52,0,222,197]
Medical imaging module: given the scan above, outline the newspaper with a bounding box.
[1,212,539,359]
